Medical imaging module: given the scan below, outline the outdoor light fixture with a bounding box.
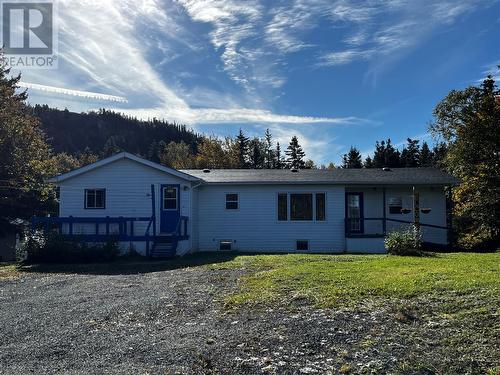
[401,208,412,214]
[421,208,431,214]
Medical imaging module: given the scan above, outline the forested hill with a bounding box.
[33,105,201,157]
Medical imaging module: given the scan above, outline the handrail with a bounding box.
[345,217,448,230]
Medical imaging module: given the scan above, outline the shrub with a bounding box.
[385,225,422,256]
[18,230,120,264]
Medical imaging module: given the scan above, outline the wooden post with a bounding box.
[69,216,73,235]
[105,216,110,235]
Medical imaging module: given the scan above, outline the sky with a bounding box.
[16,0,500,165]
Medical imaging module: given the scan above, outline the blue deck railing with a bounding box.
[31,215,189,255]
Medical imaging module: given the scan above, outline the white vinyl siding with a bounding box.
[58,158,193,255]
[196,184,345,253]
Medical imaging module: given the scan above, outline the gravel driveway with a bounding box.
[0,263,497,374]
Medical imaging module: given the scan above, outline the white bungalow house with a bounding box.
[34,152,457,257]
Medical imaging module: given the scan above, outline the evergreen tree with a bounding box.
[419,142,434,167]
[432,142,448,168]
[384,139,401,168]
[0,56,55,232]
[372,140,386,168]
[373,139,401,168]
[285,136,306,169]
[263,129,274,168]
[341,146,363,168]
[274,142,284,169]
[304,159,316,169]
[430,75,500,248]
[364,156,374,168]
[235,129,249,168]
[400,138,421,167]
[249,138,264,169]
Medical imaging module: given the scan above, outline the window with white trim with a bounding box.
[388,197,403,214]
[225,193,238,210]
[278,192,326,221]
[85,189,105,209]
[163,187,178,210]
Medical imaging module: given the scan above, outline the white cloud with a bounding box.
[318,0,495,76]
[20,0,365,129]
[318,49,375,66]
[19,82,128,103]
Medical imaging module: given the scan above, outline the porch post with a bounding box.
[151,184,156,238]
[382,187,386,235]
[412,186,420,230]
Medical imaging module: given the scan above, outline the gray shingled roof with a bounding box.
[180,168,457,185]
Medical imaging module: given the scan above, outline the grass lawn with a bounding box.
[0,263,19,279]
[207,252,500,308]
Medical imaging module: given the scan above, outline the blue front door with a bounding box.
[160,184,180,233]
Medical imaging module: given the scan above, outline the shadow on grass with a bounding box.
[21,252,240,276]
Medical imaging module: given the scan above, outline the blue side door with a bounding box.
[160,184,180,233]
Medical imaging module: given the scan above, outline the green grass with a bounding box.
[206,253,500,308]
[0,262,19,279]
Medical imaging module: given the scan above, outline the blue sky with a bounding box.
[19,0,500,164]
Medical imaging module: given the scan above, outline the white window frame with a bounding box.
[84,188,106,209]
[225,193,239,210]
[388,196,403,215]
[277,192,326,222]
[163,186,178,211]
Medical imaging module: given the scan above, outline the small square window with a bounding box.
[219,240,232,251]
[85,189,105,209]
[296,240,309,251]
[225,193,238,210]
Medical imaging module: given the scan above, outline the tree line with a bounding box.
[151,130,314,170]
[341,138,447,169]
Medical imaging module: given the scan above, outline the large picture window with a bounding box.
[278,192,325,221]
[85,189,105,209]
